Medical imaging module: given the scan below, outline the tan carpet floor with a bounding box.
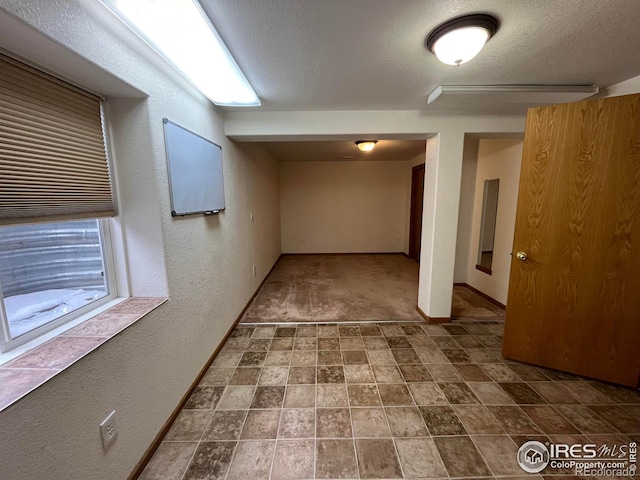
[242,254,505,324]
[451,286,505,320]
[242,254,422,323]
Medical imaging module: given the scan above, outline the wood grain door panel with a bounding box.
[503,94,640,386]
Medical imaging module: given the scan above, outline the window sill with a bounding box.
[0,297,168,412]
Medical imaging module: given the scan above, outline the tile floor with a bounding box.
[139,320,640,479]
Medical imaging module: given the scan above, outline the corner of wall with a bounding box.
[106,97,169,297]
[453,137,479,284]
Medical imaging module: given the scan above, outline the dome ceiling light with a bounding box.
[426,14,499,66]
[355,140,378,152]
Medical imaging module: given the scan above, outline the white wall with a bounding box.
[453,137,479,283]
[465,139,523,305]
[0,2,281,480]
[279,160,407,253]
[417,133,467,318]
[601,74,640,97]
[224,110,526,140]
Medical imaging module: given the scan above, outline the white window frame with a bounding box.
[0,218,119,353]
[0,63,128,359]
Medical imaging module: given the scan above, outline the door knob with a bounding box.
[516,251,528,261]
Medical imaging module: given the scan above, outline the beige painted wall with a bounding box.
[226,111,526,317]
[0,2,281,479]
[279,160,408,253]
[466,139,523,305]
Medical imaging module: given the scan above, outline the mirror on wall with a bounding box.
[476,178,500,274]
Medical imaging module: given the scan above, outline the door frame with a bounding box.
[409,163,425,263]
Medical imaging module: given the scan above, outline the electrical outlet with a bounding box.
[100,410,118,450]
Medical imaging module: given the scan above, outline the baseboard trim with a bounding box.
[454,283,506,310]
[241,320,422,325]
[416,305,451,324]
[281,252,406,256]
[128,254,282,480]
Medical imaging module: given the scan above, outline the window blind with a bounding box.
[0,53,115,225]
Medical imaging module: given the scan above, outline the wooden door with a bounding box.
[409,164,425,263]
[502,94,640,387]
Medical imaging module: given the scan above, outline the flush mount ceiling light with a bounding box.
[100,0,260,106]
[355,140,378,152]
[426,14,499,66]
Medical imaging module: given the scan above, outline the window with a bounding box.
[0,219,116,351]
[0,53,119,353]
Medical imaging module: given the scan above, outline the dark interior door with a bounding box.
[409,164,425,263]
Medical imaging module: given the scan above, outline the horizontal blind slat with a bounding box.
[1,160,110,176]
[0,146,110,169]
[1,177,112,188]
[0,119,107,152]
[1,179,113,188]
[0,130,106,156]
[0,97,106,139]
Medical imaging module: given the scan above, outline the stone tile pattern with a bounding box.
[141,320,640,479]
[0,297,167,411]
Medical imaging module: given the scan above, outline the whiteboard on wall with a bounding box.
[163,118,225,216]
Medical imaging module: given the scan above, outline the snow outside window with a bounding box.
[0,219,115,352]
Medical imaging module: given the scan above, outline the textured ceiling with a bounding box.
[259,140,426,162]
[199,0,640,112]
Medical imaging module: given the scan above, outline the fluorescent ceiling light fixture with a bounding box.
[427,85,599,105]
[426,14,499,66]
[101,0,260,106]
[355,140,378,152]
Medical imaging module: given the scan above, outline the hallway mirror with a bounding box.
[476,178,500,274]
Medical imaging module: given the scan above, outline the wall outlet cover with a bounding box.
[100,410,118,450]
